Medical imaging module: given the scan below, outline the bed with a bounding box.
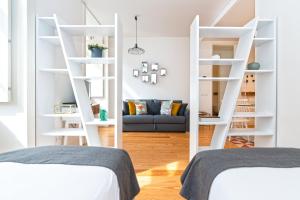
[180,148,300,200]
[0,146,140,200]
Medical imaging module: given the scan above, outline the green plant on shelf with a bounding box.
[87,44,108,51]
[88,44,108,58]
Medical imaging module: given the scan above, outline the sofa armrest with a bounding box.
[184,108,190,132]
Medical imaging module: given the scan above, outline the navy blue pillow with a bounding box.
[147,100,161,115]
[178,103,188,116]
[123,101,129,115]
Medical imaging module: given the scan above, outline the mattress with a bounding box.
[0,146,140,200]
[0,162,120,200]
[209,167,300,200]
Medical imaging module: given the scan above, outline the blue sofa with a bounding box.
[122,99,189,132]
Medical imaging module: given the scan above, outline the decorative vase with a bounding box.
[247,62,261,70]
[91,48,103,58]
[99,109,108,121]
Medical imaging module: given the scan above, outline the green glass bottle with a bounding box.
[99,109,108,121]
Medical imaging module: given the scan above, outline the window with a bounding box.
[0,0,11,102]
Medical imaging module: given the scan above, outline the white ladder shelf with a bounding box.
[189,16,277,159]
[36,14,123,148]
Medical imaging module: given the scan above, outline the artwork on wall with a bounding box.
[133,61,167,85]
[142,61,148,73]
[142,75,149,82]
[151,63,159,71]
[133,69,139,77]
[151,74,157,84]
[160,68,167,76]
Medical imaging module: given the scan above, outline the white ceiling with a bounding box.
[85,0,235,37]
[217,0,255,26]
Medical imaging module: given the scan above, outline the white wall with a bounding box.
[256,0,300,147]
[35,0,84,24]
[123,37,190,102]
[0,0,85,152]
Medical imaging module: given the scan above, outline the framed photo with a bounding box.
[151,73,157,84]
[133,69,139,77]
[151,63,159,71]
[142,75,149,82]
[142,61,148,73]
[160,68,167,76]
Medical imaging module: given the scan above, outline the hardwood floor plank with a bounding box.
[98,127,238,200]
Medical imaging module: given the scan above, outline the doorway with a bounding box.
[212,45,234,116]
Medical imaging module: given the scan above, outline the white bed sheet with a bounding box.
[0,162,120,200]
[209,167,300,200]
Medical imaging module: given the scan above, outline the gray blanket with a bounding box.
[180,148,300,200]
[0,146,140,200]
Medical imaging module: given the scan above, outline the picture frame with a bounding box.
[133,69,139,77]
[151,63,159,71]
[142,61,148,73]
[151,73,157,84]
[142,75,149,82]
[160,68,167,76]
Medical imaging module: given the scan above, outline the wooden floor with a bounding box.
[98,127,238,200]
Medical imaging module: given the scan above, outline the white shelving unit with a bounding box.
[36,14,123,148]
[189,16,277,159]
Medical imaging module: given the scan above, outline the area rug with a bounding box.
[229,136,254,148]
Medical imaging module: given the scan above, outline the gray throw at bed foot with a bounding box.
[180,148,300,200]
[0,146,140,200]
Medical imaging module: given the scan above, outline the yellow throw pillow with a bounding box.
[128,101,136,115]
[171,103,181,116]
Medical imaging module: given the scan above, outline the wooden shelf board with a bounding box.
[198,77,239,81]
[85,118,115,126]
[39,36,60,45]
[41,128,85,136]
[199,58,244,65]
[59,25,115,36]
[228,129,274,136]
[245,69,274,73]
[73,76,115,80]
[233,112,274,118]
[41,113,80,118]
[199,26,252,38]
[253,38,275,46]
[199,118,227,125]
[68,57,115,64]
[39,68,68,73]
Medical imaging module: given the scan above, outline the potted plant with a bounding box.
[88,44,108,58]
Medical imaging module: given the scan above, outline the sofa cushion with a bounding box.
[128,101,136,115]
[147,100,161,115]
[123,101,129,115]
[154,115,185,124]
[135,101,147,115]
[160,100,172,115]
[123,115,154,124]
[178,103,188,116]
[171,102,181,116]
